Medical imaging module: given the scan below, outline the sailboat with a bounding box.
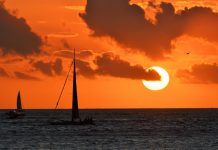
[6,91,25,119]
[51,49,93,125]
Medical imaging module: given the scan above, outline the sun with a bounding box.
[142,66,170,91]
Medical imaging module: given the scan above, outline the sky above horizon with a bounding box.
[0,0,218,109]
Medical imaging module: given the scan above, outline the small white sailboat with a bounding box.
[6,91,25,119]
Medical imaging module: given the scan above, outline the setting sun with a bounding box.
[142,66,170,91]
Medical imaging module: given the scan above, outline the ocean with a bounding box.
[0,109,218,149]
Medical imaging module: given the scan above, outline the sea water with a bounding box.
[0,109,218,149]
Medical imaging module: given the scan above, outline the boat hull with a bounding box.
[50,118,94,125]
[6,110,25,119]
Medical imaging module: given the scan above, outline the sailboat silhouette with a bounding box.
[6,91,25,119]
[72,50,80,122]
[51,49,93,125]
[17,91,22,111]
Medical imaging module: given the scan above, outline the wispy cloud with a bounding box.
[0,67,9,77]
[53,50,93,59]
[32,58,63,76]
[177,63,218,84]
[14,71,40,81]
[47,33,79,38]
[64,5,85,11]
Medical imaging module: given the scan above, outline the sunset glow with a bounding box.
[0,0,218,109]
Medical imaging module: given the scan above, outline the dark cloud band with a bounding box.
[177,63,218,84]
[80,0,218,59]
[0,3,42,56]
[32,58,63,76]
[0,67,9,77]
[14,71,40,81]
[76,52,161,80]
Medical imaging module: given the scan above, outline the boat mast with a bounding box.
[72,49,79,121]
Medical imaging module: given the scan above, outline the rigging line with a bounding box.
[54,61,73,110]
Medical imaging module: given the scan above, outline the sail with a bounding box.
[17,91,22,110]
[72,50,79,121]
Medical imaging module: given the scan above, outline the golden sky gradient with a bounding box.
[0,0,218,109]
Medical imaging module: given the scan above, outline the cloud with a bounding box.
[14,71,40,80]
[64,6,85,11]
[32,58,63,76]
[53,58,62,75]
[176,63,218,84]
[1,58,23,64]
[61,39,71,49]
[80,0,218,59]
[78,50,93,58]
[94,52,160,80]
[54,50,93,59]
[54,50,74,59]
[47,33,78,38]
[76,52,160,80]
[53,40,93,59]
[0,2,42,56]
[33,61,53,76]
[76,59,95,78]
[0,67,9,77]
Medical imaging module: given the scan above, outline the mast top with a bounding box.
[74,48,75,61]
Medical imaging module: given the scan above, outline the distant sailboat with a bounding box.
[6,91,25,119]
[17,91,22,111]
[51,49,93,125]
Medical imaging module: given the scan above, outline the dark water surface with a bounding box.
[0,109,218,149]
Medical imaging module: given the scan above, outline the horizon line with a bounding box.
[0,107,217,110]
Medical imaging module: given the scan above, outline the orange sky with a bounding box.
[0,0,218,109]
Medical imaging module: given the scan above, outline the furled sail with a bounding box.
[72,50,79,121]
